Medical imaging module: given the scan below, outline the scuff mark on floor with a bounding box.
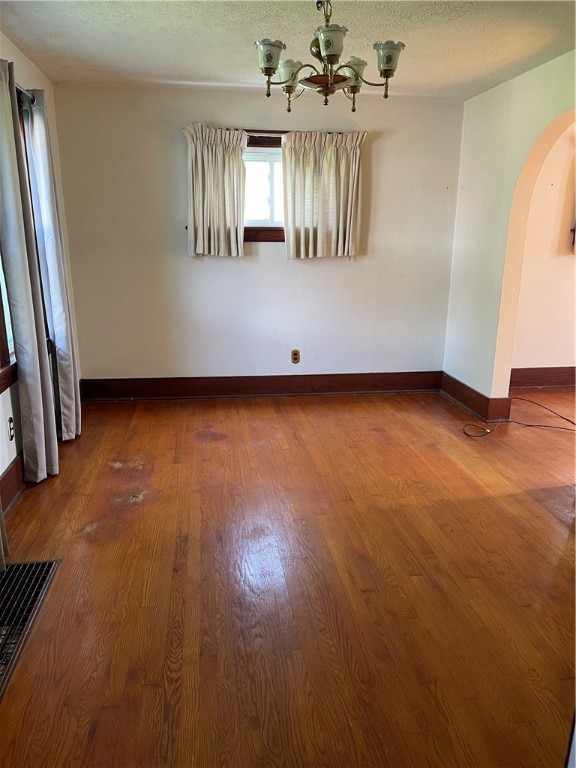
[195,429,228,443]
[112,491,146,505]
[108,458,145,470]
[81,522,99,535]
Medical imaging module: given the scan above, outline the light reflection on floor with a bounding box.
[235,518,289,598]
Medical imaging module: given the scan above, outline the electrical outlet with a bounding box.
[291,349,300,364]
[7,416,14,442]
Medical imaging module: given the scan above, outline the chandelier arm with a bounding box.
[342,88,357,113]
[285,85,306,112]
[352,74,389,88]
[333,63,388,88]
[268,63,321,87]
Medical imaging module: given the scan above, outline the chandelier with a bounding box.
[255,0,405,112]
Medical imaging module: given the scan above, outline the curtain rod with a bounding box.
[245,129,288,136]
[16,84,36,103]
[245,129,345,136]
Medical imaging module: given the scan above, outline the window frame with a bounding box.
[244,133,285,243]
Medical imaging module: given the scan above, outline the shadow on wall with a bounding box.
[556,136,575,255]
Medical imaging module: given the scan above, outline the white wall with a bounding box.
[444,51,575,398]
[512,122,575,368]
[4,26,573,404]
[0,387,22,473]
[54,84,462,379]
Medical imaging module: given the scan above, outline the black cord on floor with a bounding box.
[511,396,576,426]
[463,396,576,438]
[463,421,506,438]
[506,420,576,432]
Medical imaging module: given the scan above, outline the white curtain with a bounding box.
[282,130,367,259]
[0,60,80,483]
[22,90,81,442]
[182,122,247,257]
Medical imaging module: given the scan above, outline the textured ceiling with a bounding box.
[0,1,574,100]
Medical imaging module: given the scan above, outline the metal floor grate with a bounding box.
[0,561,59,698]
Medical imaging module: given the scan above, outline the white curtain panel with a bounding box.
[22,91,81,442]
[282,131,367,259]
[0,60,58,482]
[182,122,247,257]
[0,60,79,482]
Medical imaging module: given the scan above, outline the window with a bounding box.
[244,134,285,243]
[244,148,284,226]
[0,250,14,369]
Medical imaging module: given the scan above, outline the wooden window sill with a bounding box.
[244,227,285,243]
[0,361,17,396]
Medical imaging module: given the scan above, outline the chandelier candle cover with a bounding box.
[255,0,405,112]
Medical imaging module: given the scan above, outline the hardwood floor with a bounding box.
[1,388,574,768]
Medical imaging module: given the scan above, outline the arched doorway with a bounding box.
[491,110,575,395]
[512,123,574,370]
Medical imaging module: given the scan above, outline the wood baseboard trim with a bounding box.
[81,371,514,422]
[81,371,444,401]
[440,373,511,422]
[0,454,24,515]
[510,366,576,388]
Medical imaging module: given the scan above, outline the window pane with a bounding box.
[0,258,14,357]
[245,159,271,224]
[244,147,284,228]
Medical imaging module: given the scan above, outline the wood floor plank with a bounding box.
[0,389,573,767]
